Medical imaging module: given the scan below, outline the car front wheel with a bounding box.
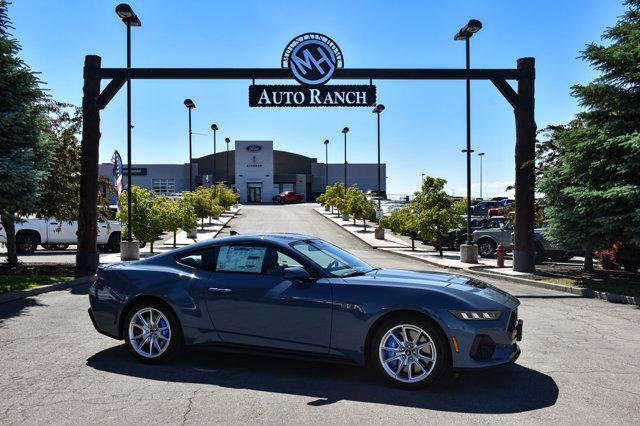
[371,315,449,388]
[124,301,182,363]
[478,239,497,258]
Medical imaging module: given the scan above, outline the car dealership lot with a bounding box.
[0,204,638,424]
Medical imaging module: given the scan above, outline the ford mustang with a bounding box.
[89,233,523,388]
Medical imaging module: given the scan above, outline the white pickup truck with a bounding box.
[0,218,122,254]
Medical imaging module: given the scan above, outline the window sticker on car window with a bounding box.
[216,246,266,274]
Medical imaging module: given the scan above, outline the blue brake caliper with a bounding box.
[385,335,399,371]
[159,318,169,346]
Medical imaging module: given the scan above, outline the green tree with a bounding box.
[213,184,237,211]
[184,187,214,230]
[35,101,81,221]
[345,185,363,226]
[0,0,51,264]
[117,186,164,252]
[538,1,640,271]
[412,176,464,257]
[380,206,420,250]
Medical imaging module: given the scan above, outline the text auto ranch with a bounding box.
[255,87,371,106]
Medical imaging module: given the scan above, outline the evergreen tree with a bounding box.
[0,0,51,264]
[539,1,640,271]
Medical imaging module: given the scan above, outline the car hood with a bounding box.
[349,268,519,309]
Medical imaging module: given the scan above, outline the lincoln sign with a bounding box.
[248,32,377,107]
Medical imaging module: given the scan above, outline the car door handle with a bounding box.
[208,287,232,295]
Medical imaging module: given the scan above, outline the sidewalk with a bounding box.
[101,205,240,263]
[313,206,639,305]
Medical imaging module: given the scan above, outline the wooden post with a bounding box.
[76,55,101,276]
[513,57,536,273]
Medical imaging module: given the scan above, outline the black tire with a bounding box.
[139,241,146,248]
[478,239,497,258]
[16,232,39,254]
[534,245,547,264]
[370,314,450,389]
[107,232,121,252]
[123,300,182,364]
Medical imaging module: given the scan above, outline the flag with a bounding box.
[111,150,123,198]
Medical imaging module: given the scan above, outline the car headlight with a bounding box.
[449,310,503,320]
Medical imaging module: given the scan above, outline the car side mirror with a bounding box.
[283,267,311,281]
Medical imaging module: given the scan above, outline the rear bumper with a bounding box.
[88,307,120,340]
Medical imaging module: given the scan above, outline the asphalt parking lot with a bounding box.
[0,203,638,424]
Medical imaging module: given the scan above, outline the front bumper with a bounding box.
[447,309,523,370]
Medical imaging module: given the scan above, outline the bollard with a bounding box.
[496,244,506,268]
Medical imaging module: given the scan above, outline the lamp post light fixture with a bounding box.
[478,152,485,199]
[225,137,231,185]
[455,18,482,263]
[184,99,196,191]
[373,104,385,239]
[211,124,218,183]
[421,173,425,184]
[341,127,349,189]
[115,4,141,244]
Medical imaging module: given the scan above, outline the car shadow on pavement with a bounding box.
[87,345,558,414]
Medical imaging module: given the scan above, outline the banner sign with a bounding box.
[249,84,376,107]
[111,150,123,197]
[249,32,378,108]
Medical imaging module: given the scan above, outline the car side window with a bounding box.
[215,245,266,274]
[262,250,304,276]
[176,249,216,271]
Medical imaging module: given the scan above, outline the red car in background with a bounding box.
[273,191,304,204]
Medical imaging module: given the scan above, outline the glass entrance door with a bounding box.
[247,183,262,203]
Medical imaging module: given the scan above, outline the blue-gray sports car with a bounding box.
[89,233,523,388]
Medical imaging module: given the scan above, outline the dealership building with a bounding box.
[99,140,386,203]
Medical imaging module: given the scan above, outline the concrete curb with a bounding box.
[315,207,640,307]
[0,275,93,305]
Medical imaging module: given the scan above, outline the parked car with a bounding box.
[470,199,509,217]
[511,229,576,263]
[0,217,122,254]
[89,233,523,388]
[431,216,491,250]
[472,217,512,258]
[273,191,304,204]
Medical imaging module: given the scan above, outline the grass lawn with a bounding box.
[0,276,74,294]
[545,276,640,298]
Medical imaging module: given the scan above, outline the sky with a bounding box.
[8,0,627,197]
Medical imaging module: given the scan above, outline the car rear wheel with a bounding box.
[478,239,497,258]
[124,301,182,363]
[371,315,449,388]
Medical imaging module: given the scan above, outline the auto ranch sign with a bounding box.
[249,33,376,107]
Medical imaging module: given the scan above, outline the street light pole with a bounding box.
[373,105,385,239]
[184,99,196,191]
[342,127,349,189]
[478,152,485,199]
[115,4,141,242]
[211,124,218,183]
[225,137,231,185]
[455,19,482,261]
[324,139,329,187]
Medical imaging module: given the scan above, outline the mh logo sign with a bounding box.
[282,33,343,86]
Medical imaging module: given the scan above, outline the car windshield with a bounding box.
[291,239,375,278]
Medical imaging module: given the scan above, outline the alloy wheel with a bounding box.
[128,307,172,359]
[378,324,437,383]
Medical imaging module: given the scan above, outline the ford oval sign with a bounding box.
[282,33,343,86]
[246,144,262,152]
